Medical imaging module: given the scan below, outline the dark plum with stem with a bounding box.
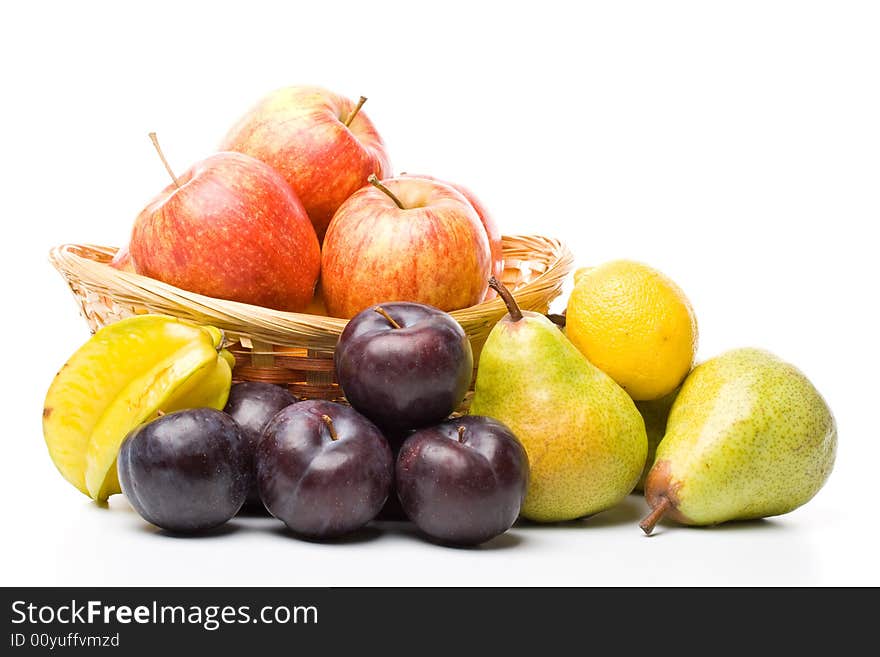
[256,400,393,539]
[117,409,250,533]
[396,415,529,546]
[334,302,473,432]
[223,382,298,505]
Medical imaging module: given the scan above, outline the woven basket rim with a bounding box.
[49,234,574,349]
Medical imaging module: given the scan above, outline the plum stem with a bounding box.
[639,497,671,535]
[368,174,406,209]
[321,414,339,441]
[488,277,523,322]
[374,306,402,329]
[344,96,367,127]
[457,426,467,443]
[148,132,180,189]
[156,409,165,418]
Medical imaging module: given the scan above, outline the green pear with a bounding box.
[470,278,647,522]
[640,348,836,534]
[634,386,680,492]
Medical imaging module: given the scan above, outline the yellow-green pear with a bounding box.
[640,348,836,534]
[470,278,647,522]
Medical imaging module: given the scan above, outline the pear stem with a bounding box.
[374,306,402,329]
[368,174,406,209]
[148,132,181,189]
[344,96,367,127]
[639,497,671,535]
[488,277,523,322]
[321,414,339,441]
[546,313,566,328]
[457,426,467,443]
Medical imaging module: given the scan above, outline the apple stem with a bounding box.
[321,414,339,441]
[148,132,181,189]
[639,497,671,535]
[457,426,467,443]
[374,306,402,329]
[344,96,368,127]
[488,277,523,322]
[368,174,406,210]
[156,409,166,418]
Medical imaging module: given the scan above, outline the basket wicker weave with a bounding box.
[49,235,573,402]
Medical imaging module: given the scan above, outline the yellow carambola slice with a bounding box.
[91,350,235,502]
[165,349,234,413]
[42,315,227,498]
[84,339,221,500]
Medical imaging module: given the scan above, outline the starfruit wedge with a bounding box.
[42,314,234,501]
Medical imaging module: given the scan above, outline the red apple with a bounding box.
[109,245,137,273]
[321,176,491,319]
[303,279,330,317]
[130,145,320,311]
[220,86,392,240]
[401,173,504,299]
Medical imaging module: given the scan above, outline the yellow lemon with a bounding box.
[573,267,593,286]
[565,260,697,401]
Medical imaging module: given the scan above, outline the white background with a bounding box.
[2,1,878,586]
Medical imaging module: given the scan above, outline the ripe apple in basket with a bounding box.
[109,245,136,273]
[220,86,392,240]
[321,175,492,319]
[129,135,321,312]
[401,173,504,300]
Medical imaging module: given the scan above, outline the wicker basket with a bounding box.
[49,235,573,402]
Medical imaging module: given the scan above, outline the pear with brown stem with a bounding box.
[640,348,836,534]
[471,278,647,522]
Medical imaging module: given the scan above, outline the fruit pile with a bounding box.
[45,306,527,545]
[113,86,502,318]
[43,85,837,545]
